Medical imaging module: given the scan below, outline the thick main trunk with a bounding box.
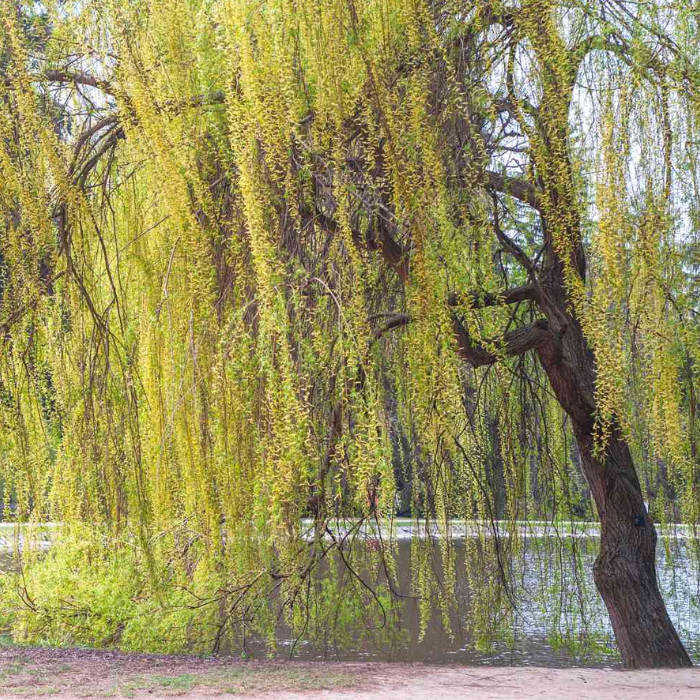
[536,320,692,668]
[582,431,691,668]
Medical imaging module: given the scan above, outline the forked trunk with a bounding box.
[536,318,692,668]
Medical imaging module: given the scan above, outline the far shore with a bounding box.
[2,518,699,552]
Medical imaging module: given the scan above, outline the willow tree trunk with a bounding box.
[535,285,692,668]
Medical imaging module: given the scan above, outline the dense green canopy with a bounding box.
[1,0,699,664]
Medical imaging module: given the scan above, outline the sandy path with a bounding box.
[297,666,700,700]
[1,646,699,699]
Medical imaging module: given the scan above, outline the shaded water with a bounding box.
[2,525,699,667]
[243,531,700,667]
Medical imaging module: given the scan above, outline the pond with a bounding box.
[2,522,699,667]
[244,522,700,667]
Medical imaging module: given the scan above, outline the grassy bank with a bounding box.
[0,641,362,698]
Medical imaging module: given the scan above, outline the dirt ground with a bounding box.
[1,645,700,700]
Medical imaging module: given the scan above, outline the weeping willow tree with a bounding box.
[1,0,700,669]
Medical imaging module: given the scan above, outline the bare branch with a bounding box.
[484,170,541,211]
[44,69,115,95]
[569,31,699,89]
[453,317,552,368]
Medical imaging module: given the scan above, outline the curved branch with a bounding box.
[372,313,412,340]
[453,317,552,368]
[484,170,541,211]
[372,310,552,371]
[491,195,540,285]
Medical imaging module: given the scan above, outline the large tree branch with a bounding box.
[66,92,226,184]
[156,90,227,112]
[490,194,541,287]
[447,283,537,309]
[43,70,229,109]
[454,316,552,368]
[368,219,409,281]
[373,282,537,340]
[453,317,552,368]
[484,170,541,211]
[372,308,552,371]
[570,34,658,84]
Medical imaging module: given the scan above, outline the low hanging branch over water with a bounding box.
[1,0,699,669]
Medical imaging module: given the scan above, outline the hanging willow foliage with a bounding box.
[1,0,700,666]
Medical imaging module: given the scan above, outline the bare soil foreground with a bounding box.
[1,646,700,700]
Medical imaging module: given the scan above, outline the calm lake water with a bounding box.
[2,523,699,667]
[241,524,700,667]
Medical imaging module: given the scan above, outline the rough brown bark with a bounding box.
[533,280,692,668]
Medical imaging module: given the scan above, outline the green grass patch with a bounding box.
[106,664,359,697]
[0,661,27,680]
